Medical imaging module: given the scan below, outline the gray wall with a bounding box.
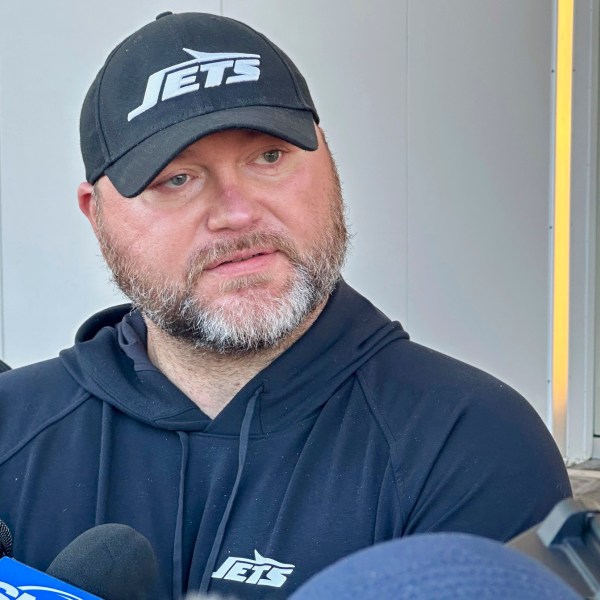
[0,1,554,424]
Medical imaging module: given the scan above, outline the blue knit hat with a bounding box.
[289,533,581,599]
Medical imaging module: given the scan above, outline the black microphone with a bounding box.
[0,518,99,599]
[0,520,12,558]
[47,523,158,600]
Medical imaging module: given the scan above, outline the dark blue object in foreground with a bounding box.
[289,532,581,600]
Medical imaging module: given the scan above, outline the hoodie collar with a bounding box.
[60,281,408,435]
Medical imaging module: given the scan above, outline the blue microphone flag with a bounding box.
[0,557,101,600]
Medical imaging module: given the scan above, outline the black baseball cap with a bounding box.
[80,12,319,198]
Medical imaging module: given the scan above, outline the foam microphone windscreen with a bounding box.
[0,519,12,558]
[47,523,157,600]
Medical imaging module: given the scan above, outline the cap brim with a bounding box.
[104,106,318,198]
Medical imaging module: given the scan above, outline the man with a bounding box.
[0,11,570,600]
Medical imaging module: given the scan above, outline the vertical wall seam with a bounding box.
[548,1,559,437]
[0,51,5,361]
[405,0,410,325]
[579,0,597,453]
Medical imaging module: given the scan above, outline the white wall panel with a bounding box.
[406,0,553,420]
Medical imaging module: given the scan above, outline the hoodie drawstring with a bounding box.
[173,432,189,599]
[198,388,261,594]
[95,403,113,524]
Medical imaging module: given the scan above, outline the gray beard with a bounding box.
[124,233,342,354]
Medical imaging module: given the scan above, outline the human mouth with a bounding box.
[204,249,279,274]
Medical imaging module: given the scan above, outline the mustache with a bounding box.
[184,231,301,287]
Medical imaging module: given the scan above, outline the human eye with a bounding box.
[255,149,282,165]
[143,171,205,205]
[164,173,190,188]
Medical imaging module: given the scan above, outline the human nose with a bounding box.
[206,174,262,232]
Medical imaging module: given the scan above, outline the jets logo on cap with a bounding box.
[128,49,261,121]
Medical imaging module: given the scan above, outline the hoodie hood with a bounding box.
[60,281,408,434]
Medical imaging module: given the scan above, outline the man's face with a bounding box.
[86,127,348,353]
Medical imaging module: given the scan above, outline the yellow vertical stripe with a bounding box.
[552,0,573,449]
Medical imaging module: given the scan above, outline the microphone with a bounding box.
[0,520,12,559]
[0,523,157,600]
[47,523,158,600]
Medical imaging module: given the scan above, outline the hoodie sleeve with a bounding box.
[358,341,571,542]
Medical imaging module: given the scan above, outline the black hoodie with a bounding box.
[0,282,570,598]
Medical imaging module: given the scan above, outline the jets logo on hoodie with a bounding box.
[211,550,295,588]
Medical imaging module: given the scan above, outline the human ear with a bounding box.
[77,181,99,233]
